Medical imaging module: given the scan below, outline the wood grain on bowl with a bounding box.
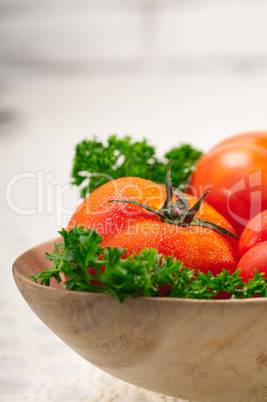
[13,239,267,402]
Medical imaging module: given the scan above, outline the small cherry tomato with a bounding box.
[237,241,267,283]
[238,209,267,258]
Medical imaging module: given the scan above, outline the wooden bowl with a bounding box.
[13,239,267,402]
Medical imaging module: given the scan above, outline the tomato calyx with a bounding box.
[108,160,238,239]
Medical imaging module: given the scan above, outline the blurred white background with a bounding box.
[1,1,267,401]
[1,0,267,77]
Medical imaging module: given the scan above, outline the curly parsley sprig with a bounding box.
[71,135,202,197]
[29,227,267,303]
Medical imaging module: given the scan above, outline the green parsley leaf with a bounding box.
[30,227,267,303]
[71,135,202,197]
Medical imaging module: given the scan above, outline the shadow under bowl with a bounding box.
[12,238,267,402]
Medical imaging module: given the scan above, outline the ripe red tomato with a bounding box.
[238,209,267,258]
[67,175,238,276]
[189,131,267,235]
[237,241,267,283]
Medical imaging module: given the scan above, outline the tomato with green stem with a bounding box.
[67,161,238,277]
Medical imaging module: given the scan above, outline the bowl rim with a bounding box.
[12,237,267,305]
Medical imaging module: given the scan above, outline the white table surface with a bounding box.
[1,71,267,401]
